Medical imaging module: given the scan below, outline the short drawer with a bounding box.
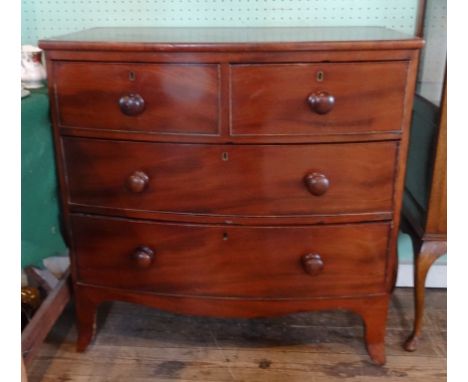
[53,62,220,135]
[230,61,408,136]
[72,215,390,298]
[63,138,397,217]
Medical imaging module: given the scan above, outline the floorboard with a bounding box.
[27,288,447,382]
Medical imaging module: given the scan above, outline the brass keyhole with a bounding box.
[222,152,229,161]
[223,232,229,241]
[129,71,136,81]
[316,70,324,82]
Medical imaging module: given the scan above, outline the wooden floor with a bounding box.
[28,288,446,382]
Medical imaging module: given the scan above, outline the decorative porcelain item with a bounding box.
[21,45,46,89]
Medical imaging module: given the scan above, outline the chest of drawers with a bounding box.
[40,27,423,365]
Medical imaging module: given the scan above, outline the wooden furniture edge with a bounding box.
[39,39,424,53]
[424,73,447,235]
[75,283,390,364]
[403,71,446,352]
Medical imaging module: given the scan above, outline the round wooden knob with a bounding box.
[131,246,154,269]
[301,253,324,276]
[304,172,330,196]
[307,91,335,114]
[119,93,145,116]
[126,171,149,193]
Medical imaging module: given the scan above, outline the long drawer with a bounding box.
[72,214,390,298]
[63,138,398,217]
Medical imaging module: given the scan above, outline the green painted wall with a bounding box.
[21,89,68,268]
[22,0,419,45]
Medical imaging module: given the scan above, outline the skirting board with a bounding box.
[396,262,447,288]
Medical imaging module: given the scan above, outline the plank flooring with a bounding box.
[27,288,446,382]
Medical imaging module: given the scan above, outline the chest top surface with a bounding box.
[39,26,423,51]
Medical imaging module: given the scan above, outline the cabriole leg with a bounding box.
[404,240,446,351]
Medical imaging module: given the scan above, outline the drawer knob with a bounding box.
[131,246,154,269]
[119,93,145,116]
[307,91,335,114]
[301,253,324,276]
[127,171,149,193]
[304,172,330,196]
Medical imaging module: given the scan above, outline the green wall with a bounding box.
[21,89,68,268]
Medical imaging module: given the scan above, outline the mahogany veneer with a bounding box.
[72,215,390,297]
[40,27,423,365]
[230,62,408,136]
[54,62,220,135]
[63,139,397,217]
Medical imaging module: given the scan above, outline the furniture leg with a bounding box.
[21,355,28,382]
[404,240,446,351]
[358,297,389,365]
[75,286,98,352]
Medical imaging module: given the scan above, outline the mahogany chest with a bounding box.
[39,27,423,365]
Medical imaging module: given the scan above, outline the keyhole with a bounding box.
[222,152,229,161]
[129,71,136,81]
[316,71,324,82]
[223,232,229,241]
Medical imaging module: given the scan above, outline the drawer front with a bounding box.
[54,62,220,135]
[63,138,397,216]
[72,215,390,298]
[230,62,408,136]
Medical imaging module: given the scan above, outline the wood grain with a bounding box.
[54,62,220,135]
[38,26,424,52]
[72,283,391,364]
[63,139,398,218]
[424,76,447,236]
[45,48,420,64]
[231,62,408,136]
[70,214,390,298]
[384,54,421,291]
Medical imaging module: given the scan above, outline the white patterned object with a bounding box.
[21,45,46,89]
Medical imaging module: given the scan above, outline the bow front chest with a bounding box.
[39,27,423,364]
